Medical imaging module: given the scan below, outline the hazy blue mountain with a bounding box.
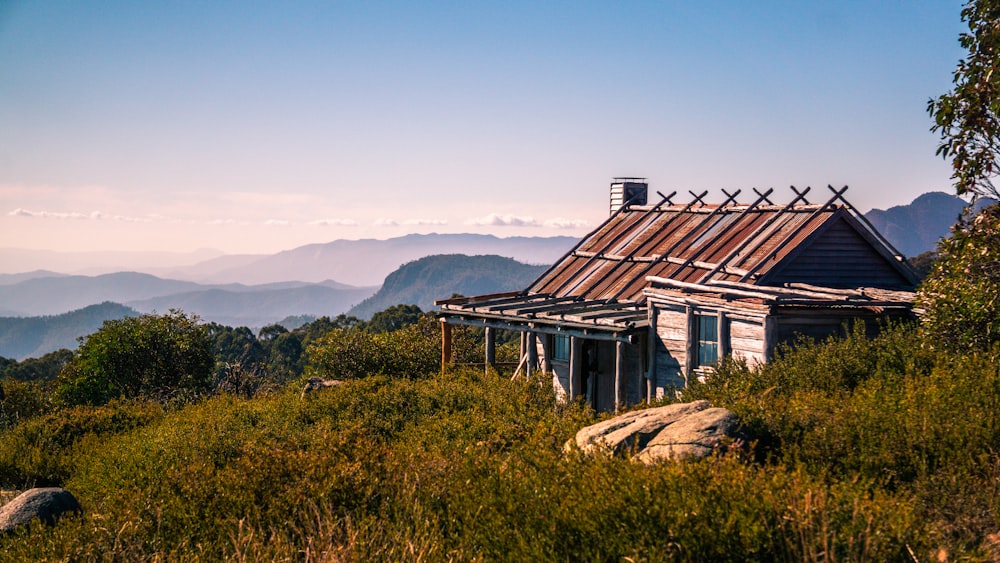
[0,271,372,318]
[864,192,996,257]
[162,233,576,286]
[0,302,138,360]
[0,272,209,316]
[127,284,376,328]
[0,270,69,286]
[349,254,546,319]
[0,247,225,276]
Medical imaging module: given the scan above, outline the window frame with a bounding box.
[694,313,719,369]
[552,334,570,362]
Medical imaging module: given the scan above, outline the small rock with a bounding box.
[0,488,82,533]
[300,377,343,399]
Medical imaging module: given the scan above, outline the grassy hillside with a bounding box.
[1,323,999,559]
[349,254,547,319]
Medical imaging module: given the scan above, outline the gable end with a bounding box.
[760,215,915,290]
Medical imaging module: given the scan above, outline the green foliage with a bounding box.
[907,250,938,281]
[929,0,1000,200]
[55,311,214,406]
[683,324,1000,554]
[305,315,442,379]
[0,367,942,560]
[0,401,162,487]
[917,204,1000,353]
[0,348,72,382]
[0,379,52,429]
[363,303,424,333]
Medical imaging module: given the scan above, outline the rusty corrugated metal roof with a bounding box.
[528,200,855,303]
[436,186,917,329]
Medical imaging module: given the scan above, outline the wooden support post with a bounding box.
[484,327,496,374]
[440,319,453,373]
[614,340,625,413]
[526,331,538,377]
[541,334,553,373]
[647,320,657,402]
[684,306,695,379]
[569,336,582,400]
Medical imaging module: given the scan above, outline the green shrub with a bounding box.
[0,378,53,429]
[55,310,214,406]
[0,401,162,486]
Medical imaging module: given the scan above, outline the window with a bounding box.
[552,334,570,362]
[695,314,718,368]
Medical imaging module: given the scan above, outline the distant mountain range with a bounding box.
[0,255,547,359]
[0,233,575,287]
[349,254,547,319]
[149,233,576,286]
[0,271,376,326]
[865,191,994,258]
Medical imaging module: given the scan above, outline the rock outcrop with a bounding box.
[569,401,744,464]
[0,488,82,533]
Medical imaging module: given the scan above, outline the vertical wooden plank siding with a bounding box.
[440,320,453,373]
[763,315,777,362]
[569,336,582,399]
[484,327,496,373]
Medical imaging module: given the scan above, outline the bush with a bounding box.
[55,311,214,406]
[0,401,162,486]
[305,315,444,379]
[0,378,52,429]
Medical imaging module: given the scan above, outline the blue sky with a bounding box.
[0,1,967,254]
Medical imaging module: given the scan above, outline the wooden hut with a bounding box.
[437,181,918,412]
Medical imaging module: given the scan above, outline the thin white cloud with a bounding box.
[308,218,359,227]
[374,217,448,227]
[403,218,447,226]
[465,213,540,227]
[264,219,292,227]
[8,208,152,222]
[544,217,590,229]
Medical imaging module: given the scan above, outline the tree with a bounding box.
[928,0,1000,201]
[917,204,1000,352]
[919,1,1000,354]
[205,323,266,375]
[56,310,214,406]
[364,304,424,333]
[0,349,73,382]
